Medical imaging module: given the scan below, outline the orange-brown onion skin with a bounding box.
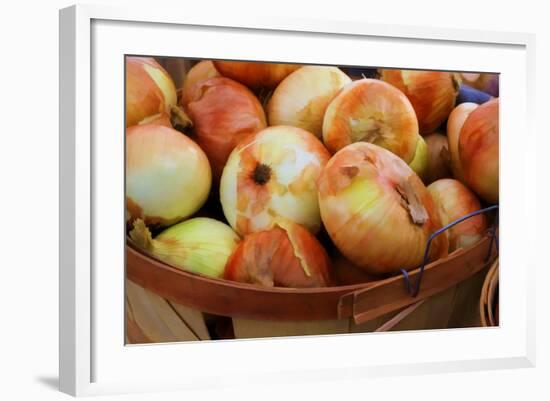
[224,223,331,288]
[459,98,499,203]
[423,132,452,185]
[446,102,478,183]
[428,179,487,252]
[179,60,220,107]
[126,124,212,228]
[184,77,267,180]
[317,142,448,274]
[125,57,177,127]
[213,60,301,90]
[379,69,459,135]
[322,78,420,162]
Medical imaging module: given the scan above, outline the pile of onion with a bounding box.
[317,142,448,274]
[126,124,211,228]
[379,69,459,134]
[447,102,478,182]
[322,78,420,164]
[183,77,267,180]
[267,66,351,138]
[220,125,330,236]
[428,179,487,252]
[179,60,220,108]
[423,132,452,184]
[130,218,240,278]
[459,98,499,203]
[224,221,331,287]
[212,60,300,90]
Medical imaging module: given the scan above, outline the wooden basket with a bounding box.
[479,258,499,327]
[126,231,497,343]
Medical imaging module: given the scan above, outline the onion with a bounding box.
[322,78,419,163]
[459,98,499,203]
[423,132,452,184]
[184,77,267,181]
[212,60,300,90]
[220,125,330,236]
[379,69,459,134]
[317,142,448,274]
[125,57,190,128]
[129,218,240,278]
[179,60,220,107]
[126,124,212,228]
[266,66,351,138]
[428,179,487,252]
[447,102,478,182]
[224,221,331,287]
[408,135,428,180]
[459,73,499,97]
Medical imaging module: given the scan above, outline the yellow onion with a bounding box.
[125,57,190,128]
[447,102,478,182]
[267,66,351,138]
[408,135,428,180]
[423,132,452,184]
[213,60,300,90]
[322,78,419,163]
[224,221,331,287]
[179,60,220,107]
[459,98,499,203]
[130,218,240,278]
[379,69,459,134]
[317,142,448,274]
[220,125,330,236]
[183,77,267,181]
[459,73,499,97]
[126,124,211,228]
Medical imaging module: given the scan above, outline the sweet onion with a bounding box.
[408,135,429,180]
[179,60,220,108]
[423,132,452,184]
[212,60,300,90]
[447,102,478,182]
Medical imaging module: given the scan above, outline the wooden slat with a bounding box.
[168,302,211,340]
[232,318,349,339]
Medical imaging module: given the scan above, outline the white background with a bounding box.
[0,0,547,400]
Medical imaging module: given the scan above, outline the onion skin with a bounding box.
[423,132,452,185]
[447,103,478,183]
[459,73,499,97]
[428,179,487,252]
[317,142,448,274]
[224,222,331,288]
[184,77,267,181]
[408,135,429,180]
[322,78,419,163]
[459,98,499,203]
[126,57,178,127]
[179,60,220,107]
[267,66,351,138]
[379,69,459,134]
[126,124,212,228]
[220,126,330,236]
[130,218,240,278]
[213,60,300,90]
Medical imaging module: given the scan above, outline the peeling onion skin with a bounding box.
[220,126,330,236]
[126,124,212,229]
[447,102,479,183]
[322,78,419,163]
[224,222,331,288]
[379,70,459,135]
[213,60,301,90]
[428,179,487,252]
[184,77,267,181]
[423,132,452,185]
[317,142,448,275]
[459,98,499,204]
[267,66,352,138]
[125,57,178,127]
[179,60,220,108]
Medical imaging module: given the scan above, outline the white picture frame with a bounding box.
[59,3,536,397]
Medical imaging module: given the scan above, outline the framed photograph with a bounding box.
[59,3,536,397]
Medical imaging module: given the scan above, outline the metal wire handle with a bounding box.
[400,205,499,297]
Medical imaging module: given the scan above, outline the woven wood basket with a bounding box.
[479,258,499,327]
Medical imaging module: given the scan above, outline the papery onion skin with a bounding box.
[126,124,212,228]
[408,135,429,180]
[459,73,499,97]
[428,179,487,252]
[379,69,459,135]
[179,60,220,107]
[322,78,419,163]
[213,60,300,90]
[447,102,478,183]
[184,77,267,181]
[220,125,330,236]
[224,221,331,288]
[459,98,499,203]
[126,57,178,127]
[423,132,452,185]
[130,218,240,278]
[267,66,352,138]
[317,142,448,274]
